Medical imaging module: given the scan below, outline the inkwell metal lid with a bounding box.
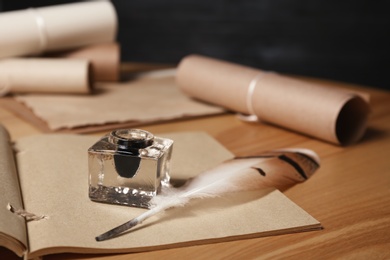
[108,129,154,152]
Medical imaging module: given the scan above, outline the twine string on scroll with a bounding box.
[238,73,265,122]
[28,8,48,53]
[247,73,263,115]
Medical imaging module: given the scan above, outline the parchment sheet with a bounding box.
[14,71,224,130]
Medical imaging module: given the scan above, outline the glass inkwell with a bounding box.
[88,129,173,208]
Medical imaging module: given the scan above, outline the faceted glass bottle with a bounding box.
[88,129,173,208]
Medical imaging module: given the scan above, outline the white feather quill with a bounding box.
[96,149,319,241]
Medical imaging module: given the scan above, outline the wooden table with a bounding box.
[1,72,389,259]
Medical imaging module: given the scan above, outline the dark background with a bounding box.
[1,0,389,90]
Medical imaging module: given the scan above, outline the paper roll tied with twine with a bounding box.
[0,0,117,59]
[176,55,371,145]
[0,58,91,96]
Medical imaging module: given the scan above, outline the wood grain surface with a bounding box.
[0,70,389,259]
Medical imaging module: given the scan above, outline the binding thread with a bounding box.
[7,203,48,221]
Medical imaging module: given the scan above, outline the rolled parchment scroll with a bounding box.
[0,0,117,59]
[45,43,120,82]
[177,55,371,145]
[0,58,91,95]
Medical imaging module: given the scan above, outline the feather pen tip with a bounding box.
[96,218,140,242]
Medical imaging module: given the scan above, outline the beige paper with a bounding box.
[10,132,320,258]
[0,0,117,59]
[0,125,27,257]
[0,58,91,95]
[177,55,371,145]
[14,73,224,130]
[45,43,120,82]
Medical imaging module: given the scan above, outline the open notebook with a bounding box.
[0,126,321,259]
